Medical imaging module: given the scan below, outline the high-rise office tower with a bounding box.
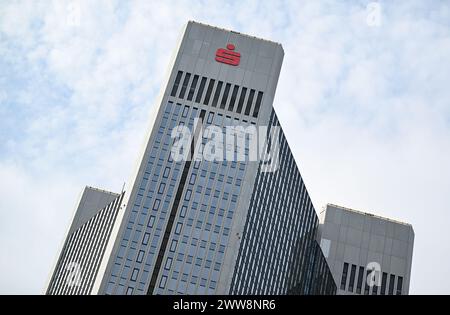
[318,204,414,295]
[47,21,336,295]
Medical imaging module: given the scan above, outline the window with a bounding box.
[362,269,370,295]
[111,263,121,277]
[175,222,183,235]
[228,85,239,111]
[164,257,173,270]
[127,247,137,261]
[203,79,215,105]
[215,113,223,125]
[148,216,155,228]
[207,112,214,124]
[381,272,387,295]
[153,199,160,210]
[126,287,134,295]
[185,189,192,201]
[163,167,170,178]
[158,182,166,194]
[182,105,189,118]
[170,71,183,97]
[372,282,378,295]
[236,87,247,113]
[396,276,403,295]
[340,263,349,291]
[179,73,191,99]
[195,77,207,103]
[123,228,132,241]
[244,89,255,115]
[105,282,114,295]
[187,75,199,101]
[180,205,187,218]
[169,240,177,252]
[211,81,223,107]
[118,245,126,258]
[220,83,231,109]
[348,264,356,292]
[388,274,395,295]
[356,266,364,294]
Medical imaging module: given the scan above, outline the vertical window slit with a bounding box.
[348,264,356,292]
[381,272,387,295]
[340,262,349,291]
[195,77,207,103]
[236,87,247,114]
[203,79,215,105]
[396,276,403,295]
[211,81,223,107]
[244,89,255,116]
[170,71,183,97]
[228,85,239,112]
[356,266,364,294]
[388,274,395,295]
[220,83,231,109]
[252,91,263,118]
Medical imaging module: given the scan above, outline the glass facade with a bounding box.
[153,112,249,295]
[230,111,336,295]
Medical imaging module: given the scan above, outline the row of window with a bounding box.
[340,262,404,295]
[170,71,263,119]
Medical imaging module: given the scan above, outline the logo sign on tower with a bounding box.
[215,44,240,66]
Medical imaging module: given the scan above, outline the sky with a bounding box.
[1,0,450,294]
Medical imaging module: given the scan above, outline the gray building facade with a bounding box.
[318,204,414,295]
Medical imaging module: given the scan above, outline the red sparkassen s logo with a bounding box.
[215,44,240,66]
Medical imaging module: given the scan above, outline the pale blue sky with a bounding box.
[1,0,450,294]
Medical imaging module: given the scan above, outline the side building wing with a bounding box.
[46,187,124,295]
